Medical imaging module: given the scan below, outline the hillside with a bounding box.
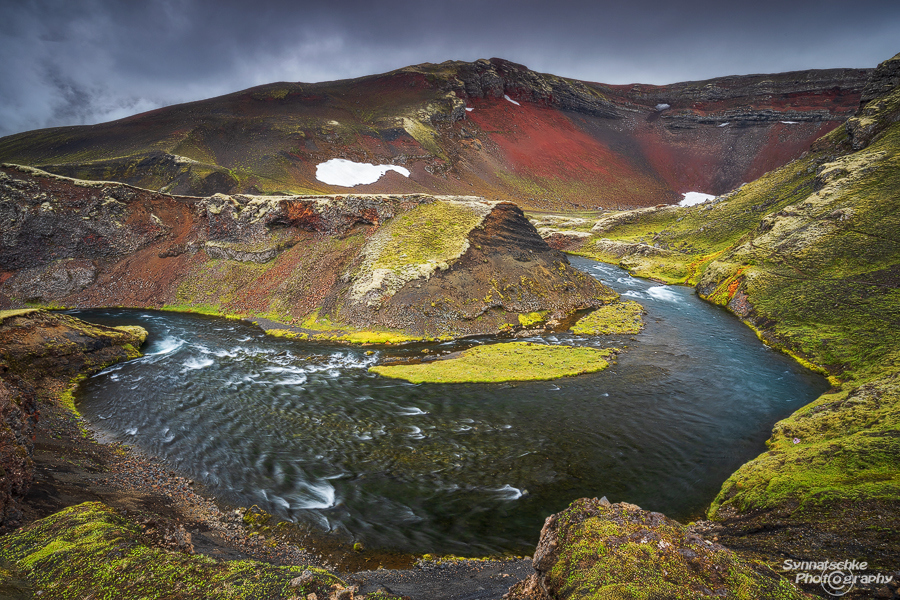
[537,52,900,571]
[0,165,612,342]
[0,59,870,211]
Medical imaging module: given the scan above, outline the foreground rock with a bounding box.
[0,166,612,341]
[0,309,146,530]
[0,502,359,600]
[506,498,809,600]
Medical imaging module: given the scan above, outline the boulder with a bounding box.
[505,497,809,600]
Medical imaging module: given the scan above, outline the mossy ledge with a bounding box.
[0,502,348,600]
[571,300,645,336]
[0,309,147,530]
[369,341,617,383]
[532,52,900,572]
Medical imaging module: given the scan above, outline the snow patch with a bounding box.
[780,121,799,124]
[718,122,730,127]
[679,192,716,206]
[316,159,410,188]
[656,103,670,111]
[504,94,521,106]
[465,107,474,112]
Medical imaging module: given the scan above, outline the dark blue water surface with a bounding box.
[69,257,829,555]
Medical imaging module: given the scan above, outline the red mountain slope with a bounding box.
[0,59,871,210]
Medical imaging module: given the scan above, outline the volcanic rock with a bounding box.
[0,59,871,210]
[0,309,146,528]
[0,166,613,340]
[505,497,808,599]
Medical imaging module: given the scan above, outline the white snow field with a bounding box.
[679,192,716,206]
[316,159,411,187]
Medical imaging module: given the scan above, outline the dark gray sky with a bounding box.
[1,0,898,137]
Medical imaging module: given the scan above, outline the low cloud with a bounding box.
[1,0,897,137]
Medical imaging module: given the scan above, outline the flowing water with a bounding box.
[69,258,829,555]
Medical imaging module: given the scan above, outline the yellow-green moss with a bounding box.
[159,303,242,318]
[293,310,429,344]
[517,311,548,328]
[0,308,40,324]
[0,502,343,600]
[351,199,491,303]
[58,375,87,418]
[263,329,309,340]
[541,498,808,600]
[369,341,617,383]
[571,301,645,335]
[112,325,148,344]
[322,330,424,345]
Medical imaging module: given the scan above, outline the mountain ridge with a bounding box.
[0,58,871,211]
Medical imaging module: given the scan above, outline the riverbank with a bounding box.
[525,52,900,595]
[0,309,534,599]
[15,392,534,599]
[1,283,833,598]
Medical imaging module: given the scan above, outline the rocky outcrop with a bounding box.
[0,309,146,529]
[860,52,900,105]
[443,58,621,118]
[0,376,36,529]
[604,68,869,117]
[327,201,613,338]
[505,497,807,600]
[846,52,900,150]
[0,502,353,599]
[0,166,613,341]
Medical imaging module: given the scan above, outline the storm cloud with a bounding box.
[1,0,897,137]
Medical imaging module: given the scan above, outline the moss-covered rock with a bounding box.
[571,300,645,335]
[506,497,810,600]
[0,502,345,599]
[369,341,616,383]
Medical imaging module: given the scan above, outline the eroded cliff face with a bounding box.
[0,166,612,340]
[0,309,146,529]
[0,59,870,210]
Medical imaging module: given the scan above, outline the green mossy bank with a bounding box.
[369,341,617,383]
[0,502,347,600]
[570,300,644,336]
[537,53,900,569]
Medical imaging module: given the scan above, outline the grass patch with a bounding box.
[0,502,344,600]
[571,301,645,335]
[0,308,40,323]
[369,341,617,383]
[351,199,491,303]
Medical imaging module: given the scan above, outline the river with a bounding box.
[68,257,829,555]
